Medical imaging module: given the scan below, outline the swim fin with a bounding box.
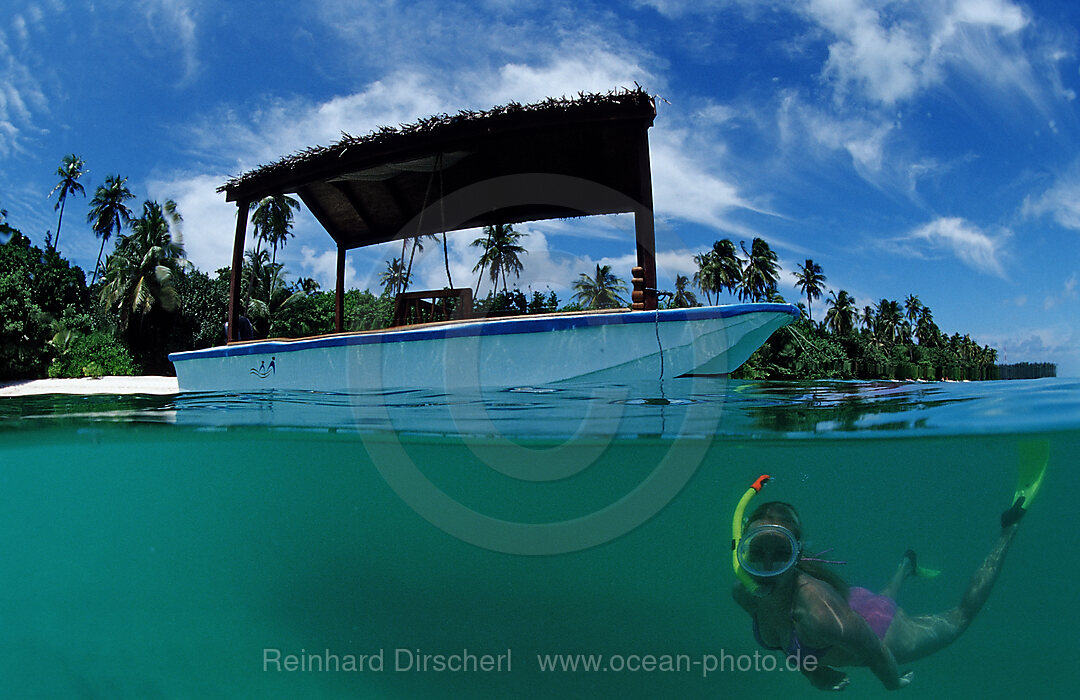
[915,563,941,579]
[1001,439,1049,528]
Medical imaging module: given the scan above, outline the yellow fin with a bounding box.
[1014,439,1049,511]
[914,565,941,578]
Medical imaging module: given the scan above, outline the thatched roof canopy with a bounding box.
[220,88,657,250]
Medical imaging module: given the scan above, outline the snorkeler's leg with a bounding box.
[884,524,1019,664]
[881,550,917,600]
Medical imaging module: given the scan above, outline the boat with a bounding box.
[169,89,798,392]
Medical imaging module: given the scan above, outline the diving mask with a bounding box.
[735,523,801,578]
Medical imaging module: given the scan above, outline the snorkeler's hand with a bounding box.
[803,664,849,691]
[895,670,914,689]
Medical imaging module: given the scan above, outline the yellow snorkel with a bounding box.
[732,474,772,592]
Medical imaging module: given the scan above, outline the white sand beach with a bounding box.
[0,376,179,397]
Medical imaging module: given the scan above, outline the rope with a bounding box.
[436,152,452,288]
[649,289,673,381]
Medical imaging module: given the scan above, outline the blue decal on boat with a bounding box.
[250,356,276,379]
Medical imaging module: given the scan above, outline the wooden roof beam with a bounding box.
[296,185,349,245]
[330,181,378,233]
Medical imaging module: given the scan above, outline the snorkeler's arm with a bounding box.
[801,663,850,691]
[794,579,911,690]
[865,644,911,690]
[732,582,755,612]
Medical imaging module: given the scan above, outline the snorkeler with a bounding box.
[731,446,1047,691]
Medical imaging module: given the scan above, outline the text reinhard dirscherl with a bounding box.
[262,648,818,677]
[263,648,512,673]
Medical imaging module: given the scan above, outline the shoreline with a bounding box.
[0,376,179,397]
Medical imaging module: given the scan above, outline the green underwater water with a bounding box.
[0,379,1077,699]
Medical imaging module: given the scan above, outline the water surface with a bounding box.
[1,378,1077,698]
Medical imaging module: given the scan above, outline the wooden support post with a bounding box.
[335,245,346,332]
[634,125,657,311]
[227,199,250,342]
[631,267,646,311]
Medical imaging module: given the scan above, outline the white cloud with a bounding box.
[1024,169,1080,231]
[906,216,1009,277]
[635,0,1039,110]
[298,246,361,291]
[632,0,729,18]
[138,0,200,85]
[777,90,895,177]
[483,48,651,107]
[12,16,29,43]
[812,0,925,106]
[0,20,48,157]
[651,128,770,238]
[1042,272,1078,310]
[692,103,739,127]
[803,0,1031,107]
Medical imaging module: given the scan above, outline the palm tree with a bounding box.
[711,239,742,298]
[738,237,780,302]
[904,294,922,323]
[440,232,454,288]
[470,223,527,296]
[861,305,875,333]
[249,195,300,268]
[792,259,827,322]
[243,248,271,307]
[87,175,135,285]
[671,274,698,308]
[693,251,718,305]
[379,257,408,296]
[571,264,629,309]
[875,299,904,345]
[915,306,940,347]
[694,239,742,305]
[824,289,857,335]
[99,199,187,330]
[245,259,304,331]
[903,294,922,343]
[48,154,87,252]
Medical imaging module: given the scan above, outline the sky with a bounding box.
[1,0,1078,375]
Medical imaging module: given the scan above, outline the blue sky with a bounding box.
[2,0,1078,375]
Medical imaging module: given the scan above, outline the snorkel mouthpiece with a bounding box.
[731,474,772,593]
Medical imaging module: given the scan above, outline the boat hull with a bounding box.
[168,304,798,393]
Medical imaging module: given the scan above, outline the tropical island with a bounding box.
[0,155,1054,383]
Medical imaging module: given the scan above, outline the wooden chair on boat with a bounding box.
[391,288,474,327]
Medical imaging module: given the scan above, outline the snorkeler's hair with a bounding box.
[747,501,803,538]
[746,501,850,598]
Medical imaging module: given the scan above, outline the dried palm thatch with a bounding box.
[219,86,653,195]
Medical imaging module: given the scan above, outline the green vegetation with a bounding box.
[687,238,1000,380]
[0,156,1012,382]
